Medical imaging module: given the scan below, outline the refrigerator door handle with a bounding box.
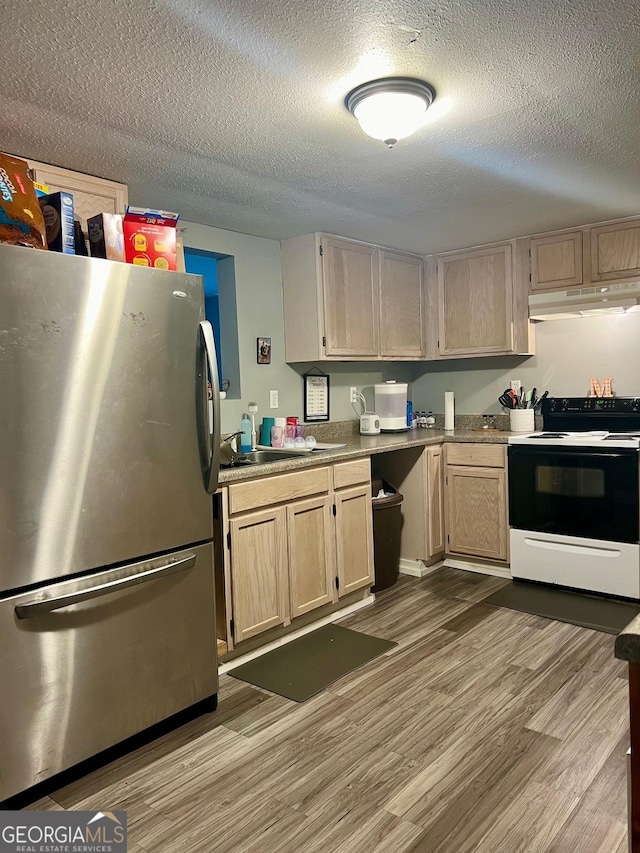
[14,554,197,619]
[199,320,221,494]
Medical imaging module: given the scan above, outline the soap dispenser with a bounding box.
[240,414,252,453]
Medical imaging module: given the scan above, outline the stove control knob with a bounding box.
[633,399,640,412]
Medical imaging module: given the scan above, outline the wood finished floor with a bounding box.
[28,569,630,853]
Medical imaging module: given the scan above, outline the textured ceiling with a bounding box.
[1,0,639,253]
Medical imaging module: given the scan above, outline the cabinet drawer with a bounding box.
[228,467,331,514]
[333,458,371,489]
[445,443,505,468]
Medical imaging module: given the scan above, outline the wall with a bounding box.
[182,221,412,434]
[411,312,640,414]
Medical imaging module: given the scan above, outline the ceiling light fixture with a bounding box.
[345,77,436,147]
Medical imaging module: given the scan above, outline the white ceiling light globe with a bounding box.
[345,78,436,147]
[353,91,429,144]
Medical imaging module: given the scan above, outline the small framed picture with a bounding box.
[257,337,271,364]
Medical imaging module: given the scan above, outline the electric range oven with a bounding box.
[508,397,640,599]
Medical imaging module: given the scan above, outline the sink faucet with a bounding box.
[220,432,244,467]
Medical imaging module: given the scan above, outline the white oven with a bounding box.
[508,398,640,599]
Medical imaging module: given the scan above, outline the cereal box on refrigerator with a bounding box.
[0,152,47,249]
[39,191,75,254]
[123,207,179,270]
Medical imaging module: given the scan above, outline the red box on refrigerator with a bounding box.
[123,207,179,270]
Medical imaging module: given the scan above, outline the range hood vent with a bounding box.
[529,281,640,320]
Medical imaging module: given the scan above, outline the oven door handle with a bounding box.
[510,449,638,462]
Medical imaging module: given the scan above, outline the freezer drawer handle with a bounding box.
[14,554,197,619]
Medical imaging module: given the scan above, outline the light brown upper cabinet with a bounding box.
[435,243,532,357]
[25,159,128,231]
[530,231,583,291]
[590,219,640,283]
[281,233,425,361]
[321,236,379,357]
[378,250,426,358]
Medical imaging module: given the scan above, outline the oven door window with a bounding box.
[508,446,639,543]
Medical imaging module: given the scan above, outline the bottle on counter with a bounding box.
[271,417,286,448]
[285,416,298,441]
[426,411,435,428]
[240,414,252,453]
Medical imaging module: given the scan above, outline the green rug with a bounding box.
[484,581,640,634]
[229,624,396,701]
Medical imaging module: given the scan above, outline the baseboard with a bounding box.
[444,558,512,579]
[218,595,375,675]
[399,558,445,578]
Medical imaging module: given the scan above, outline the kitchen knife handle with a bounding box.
[199,320,221,493]
[15,554,197,618]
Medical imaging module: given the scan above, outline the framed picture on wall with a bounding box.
[303,371,330,422]
[257,337,271,364]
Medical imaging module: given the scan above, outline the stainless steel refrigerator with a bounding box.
[0,243,222,801]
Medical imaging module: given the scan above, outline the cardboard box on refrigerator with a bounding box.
[123,207,179,270]
[0,152,47,250]
[88,212,125,262]
[39,191,75,254]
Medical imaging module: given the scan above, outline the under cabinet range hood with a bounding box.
[529,281,640,320]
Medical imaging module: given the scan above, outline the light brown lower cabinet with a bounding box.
[426,446,445,558]
[335,484,374,596]
[229,506,288,643]
[444,444,508,562]
[226,462,373,647]
[287,496,335,618]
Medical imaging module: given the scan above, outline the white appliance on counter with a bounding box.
[0,245,222,801]
[374,381,408,432]
[508,397,640,599]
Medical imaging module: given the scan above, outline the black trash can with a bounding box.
[371,480,404,592]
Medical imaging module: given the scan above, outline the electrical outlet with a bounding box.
[269,390,278,409]
[510,380,522,392]
[350,386,358,403]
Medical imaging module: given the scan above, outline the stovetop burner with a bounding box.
[510,399,640,447]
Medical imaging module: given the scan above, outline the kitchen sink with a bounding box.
[222,449,310,468]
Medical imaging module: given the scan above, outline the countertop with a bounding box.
[218,428,515,484]
[615,614,640,663]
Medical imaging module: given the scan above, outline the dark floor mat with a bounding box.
[484,581,640,634]
[229,624,396,702]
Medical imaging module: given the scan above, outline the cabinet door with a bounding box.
[438,245,513,356]
[530,232,583,291]
[335,485,374,596]
[426,446,445,558]
[379,250,425,358]
[321,236,379,357]
[445,466,507,561]
[229,507,288,643]
[287,496,335,618]
[590,220,640,283]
